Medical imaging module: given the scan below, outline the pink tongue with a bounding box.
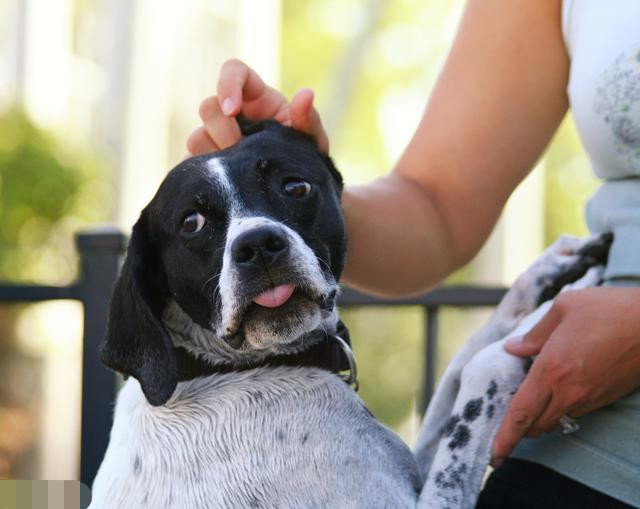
[253,284,295,308]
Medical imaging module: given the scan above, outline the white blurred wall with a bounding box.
[0,0,281,480]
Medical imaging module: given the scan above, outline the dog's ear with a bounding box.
[318,153,343,194]
[101,209,177,406]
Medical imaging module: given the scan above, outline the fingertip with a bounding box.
[294,87,314,104]
[505,335,523,347]
[289,89,329,153]
[504,335,527,354]
[222,97,236,116]
[291,88,314,118]
[219,91,241,117]
[490,456,504,469]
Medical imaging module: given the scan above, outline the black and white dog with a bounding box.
[91,119,610,508]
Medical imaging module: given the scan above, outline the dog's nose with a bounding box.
[231,226,289,268]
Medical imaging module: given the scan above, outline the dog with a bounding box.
[90,118,610,508]
[90,120,421,508]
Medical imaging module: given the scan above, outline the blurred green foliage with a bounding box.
[0,109,110,283]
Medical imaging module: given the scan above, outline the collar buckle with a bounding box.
[334,334,359,391]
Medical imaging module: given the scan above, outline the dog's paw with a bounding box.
[535,233,611,304]
[496,233,612,322]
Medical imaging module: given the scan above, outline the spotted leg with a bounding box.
[417,265,605,509]
[413,234,610,481]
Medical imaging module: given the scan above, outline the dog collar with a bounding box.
[174,322,359,391]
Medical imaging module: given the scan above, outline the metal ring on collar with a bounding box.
[559,415,580,434]
[334,335,359,392]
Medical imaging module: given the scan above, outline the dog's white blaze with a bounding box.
[206,157,239,213]
[218,216,275,335]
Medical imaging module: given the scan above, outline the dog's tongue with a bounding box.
[253,284,295,308]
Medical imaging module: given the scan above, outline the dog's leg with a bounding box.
[413,314,516,481]
[414,234,606,479]
[416,337,529,509]
[417,265,605,509]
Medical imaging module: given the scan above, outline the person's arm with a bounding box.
[189,0,568,296]
[343,0,568,295]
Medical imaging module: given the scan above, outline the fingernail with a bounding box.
[222,97,235,115]
[505,335,523,349]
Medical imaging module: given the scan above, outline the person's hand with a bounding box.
[491,286,640,467]
[186,59,329,156]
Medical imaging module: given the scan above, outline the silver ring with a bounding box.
[334,335,359,391]
[559,415,580,434]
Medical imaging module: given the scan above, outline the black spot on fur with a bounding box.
[486,380,497,400]
[487,404,495,419]
[133,455,142,475]
[448,424,471,450]
[434,462,468,491]
[276,429,286,441]
[301,432,309,444]
[443,415,460,437]
[462,398,483,422]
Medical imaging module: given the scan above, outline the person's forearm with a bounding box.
[341,173,476,296]
[341,0,568,297]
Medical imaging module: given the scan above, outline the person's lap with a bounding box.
[476,458,634,508]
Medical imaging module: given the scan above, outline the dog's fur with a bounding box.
[91,120,609,509]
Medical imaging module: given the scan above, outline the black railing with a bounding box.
[337,286,507,414]
[0,231,507,486]
[0,229,127,487]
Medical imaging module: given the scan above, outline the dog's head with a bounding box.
[102,120,346,405]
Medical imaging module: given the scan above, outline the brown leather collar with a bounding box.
[175,321,356,387]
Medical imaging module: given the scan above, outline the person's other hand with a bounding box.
[491,287,640,467]
[186,59,329,156]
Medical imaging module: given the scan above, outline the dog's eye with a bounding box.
[182,212,206,233]
[282,179,311,198]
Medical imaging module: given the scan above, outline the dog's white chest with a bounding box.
[91,367,420,509]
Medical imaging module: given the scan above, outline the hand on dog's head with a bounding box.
[102,120,347,405]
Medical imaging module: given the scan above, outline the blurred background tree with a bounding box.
[0,108,109,478]
[0,109,110,283]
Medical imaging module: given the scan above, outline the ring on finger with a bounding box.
[558,414,580,434]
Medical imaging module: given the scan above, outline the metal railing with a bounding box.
[0,229,126,486]
[338,286,507,414]
[0,231,507,486]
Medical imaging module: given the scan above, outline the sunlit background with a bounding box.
[0,0,598,480]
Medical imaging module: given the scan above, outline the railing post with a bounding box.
[420,306,439,415]
[76,228,126,486]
